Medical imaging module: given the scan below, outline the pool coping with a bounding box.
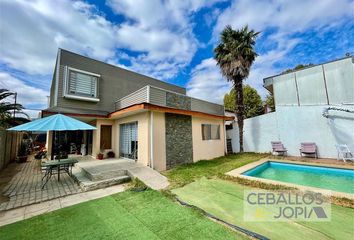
[226,158,354,199]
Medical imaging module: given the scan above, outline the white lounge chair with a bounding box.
[335,144,354,162]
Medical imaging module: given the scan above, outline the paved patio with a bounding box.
[0,156,81,211]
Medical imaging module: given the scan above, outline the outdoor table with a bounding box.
[41,159,78,189]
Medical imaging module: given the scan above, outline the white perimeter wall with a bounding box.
[228,105,354,158]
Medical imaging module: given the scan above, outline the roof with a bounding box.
[58,48,186,94]
[42,106,109,118]
[43,104,234,121]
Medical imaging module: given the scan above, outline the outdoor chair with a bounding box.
[271,141,287,156]
[299,142,318,158]
[335,144,354,162]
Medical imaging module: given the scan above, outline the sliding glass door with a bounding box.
[119,122,138,160]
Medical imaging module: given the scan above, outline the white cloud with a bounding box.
[0,0,117,75]
[188,0,354,101]
[0,0,224,86]
[23,109,41,119]
[0,72,49,109]
[187,58,231,104]
[213,0,353,37]
[107,0,225,79]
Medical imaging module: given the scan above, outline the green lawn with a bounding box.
[0,190,246,240]
[172,178,354,240]
[163,153,268,188]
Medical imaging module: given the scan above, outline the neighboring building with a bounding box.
[228,56,354,158]
[44,49,232,171]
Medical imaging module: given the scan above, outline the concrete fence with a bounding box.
[227,105,354,159]
[0,130,23,171]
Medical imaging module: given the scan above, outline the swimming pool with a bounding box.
[243,161,354,194]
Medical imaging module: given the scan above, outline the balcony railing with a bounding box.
[115,85,224,116]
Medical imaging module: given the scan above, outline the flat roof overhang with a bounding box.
[109,103,234,120]
[42,103,234,121]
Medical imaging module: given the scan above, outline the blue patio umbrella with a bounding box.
[8,113,96,131]
[8,114,96,181]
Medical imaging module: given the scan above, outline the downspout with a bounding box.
[150,111,154,169]
[54,49,61,106]
[223,107,227,154]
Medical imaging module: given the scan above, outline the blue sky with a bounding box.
[0,0,353,117]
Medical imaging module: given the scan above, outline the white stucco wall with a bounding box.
[229,112,279,153]
[228,105,354,158]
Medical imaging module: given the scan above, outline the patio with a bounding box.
[0,156,81,211]
[0,153,170,213]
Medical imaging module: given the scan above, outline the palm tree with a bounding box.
[214,25,259,152]
[0,89,29,129]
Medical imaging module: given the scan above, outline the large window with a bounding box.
[202,124,220,140]
[66,67,99,100]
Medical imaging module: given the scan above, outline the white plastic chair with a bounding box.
[335,144,354,162]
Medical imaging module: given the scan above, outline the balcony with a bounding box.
[115,85,224,116]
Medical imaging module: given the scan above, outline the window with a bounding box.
[202,124,220,140]
[65,67,99,100]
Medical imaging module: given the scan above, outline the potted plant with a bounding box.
[107,151,115,158]
[97,143,105,160]
[97,152,104,160]
[16,141,28,163]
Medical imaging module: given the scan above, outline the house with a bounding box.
[44,49,232,171]
[228,56,354,158]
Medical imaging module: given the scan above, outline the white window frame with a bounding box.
[63,66,100,102]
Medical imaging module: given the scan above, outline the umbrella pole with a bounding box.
[58,131,61,182]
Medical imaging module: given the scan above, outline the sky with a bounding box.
[0,0,353,118]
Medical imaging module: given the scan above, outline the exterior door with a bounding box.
[100,125,112,149]
[119,122,138,160]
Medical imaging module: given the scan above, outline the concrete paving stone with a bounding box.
[59,193,88,208]
[0,206,25,221]
[0,216,24,226]
[24,199,61,219]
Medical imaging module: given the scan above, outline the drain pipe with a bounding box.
[150,111,154,169]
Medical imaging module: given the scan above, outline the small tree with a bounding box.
[265,93,275,112]
[224,85,263,118]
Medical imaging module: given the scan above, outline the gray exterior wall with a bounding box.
[191,98,225,116]
[165,113,193,169]
[115,85,225,116]
[51,49,186,113]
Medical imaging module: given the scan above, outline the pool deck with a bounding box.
[227,158,354,199]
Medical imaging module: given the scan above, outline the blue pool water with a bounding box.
[243,161,354,193]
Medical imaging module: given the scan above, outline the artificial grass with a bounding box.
[172,178,354,240]
[163,152,268,188]
[0,190,247,240]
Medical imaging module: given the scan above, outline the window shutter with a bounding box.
[68,70,97,97]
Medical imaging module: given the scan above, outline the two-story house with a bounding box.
[44,49,232,171]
